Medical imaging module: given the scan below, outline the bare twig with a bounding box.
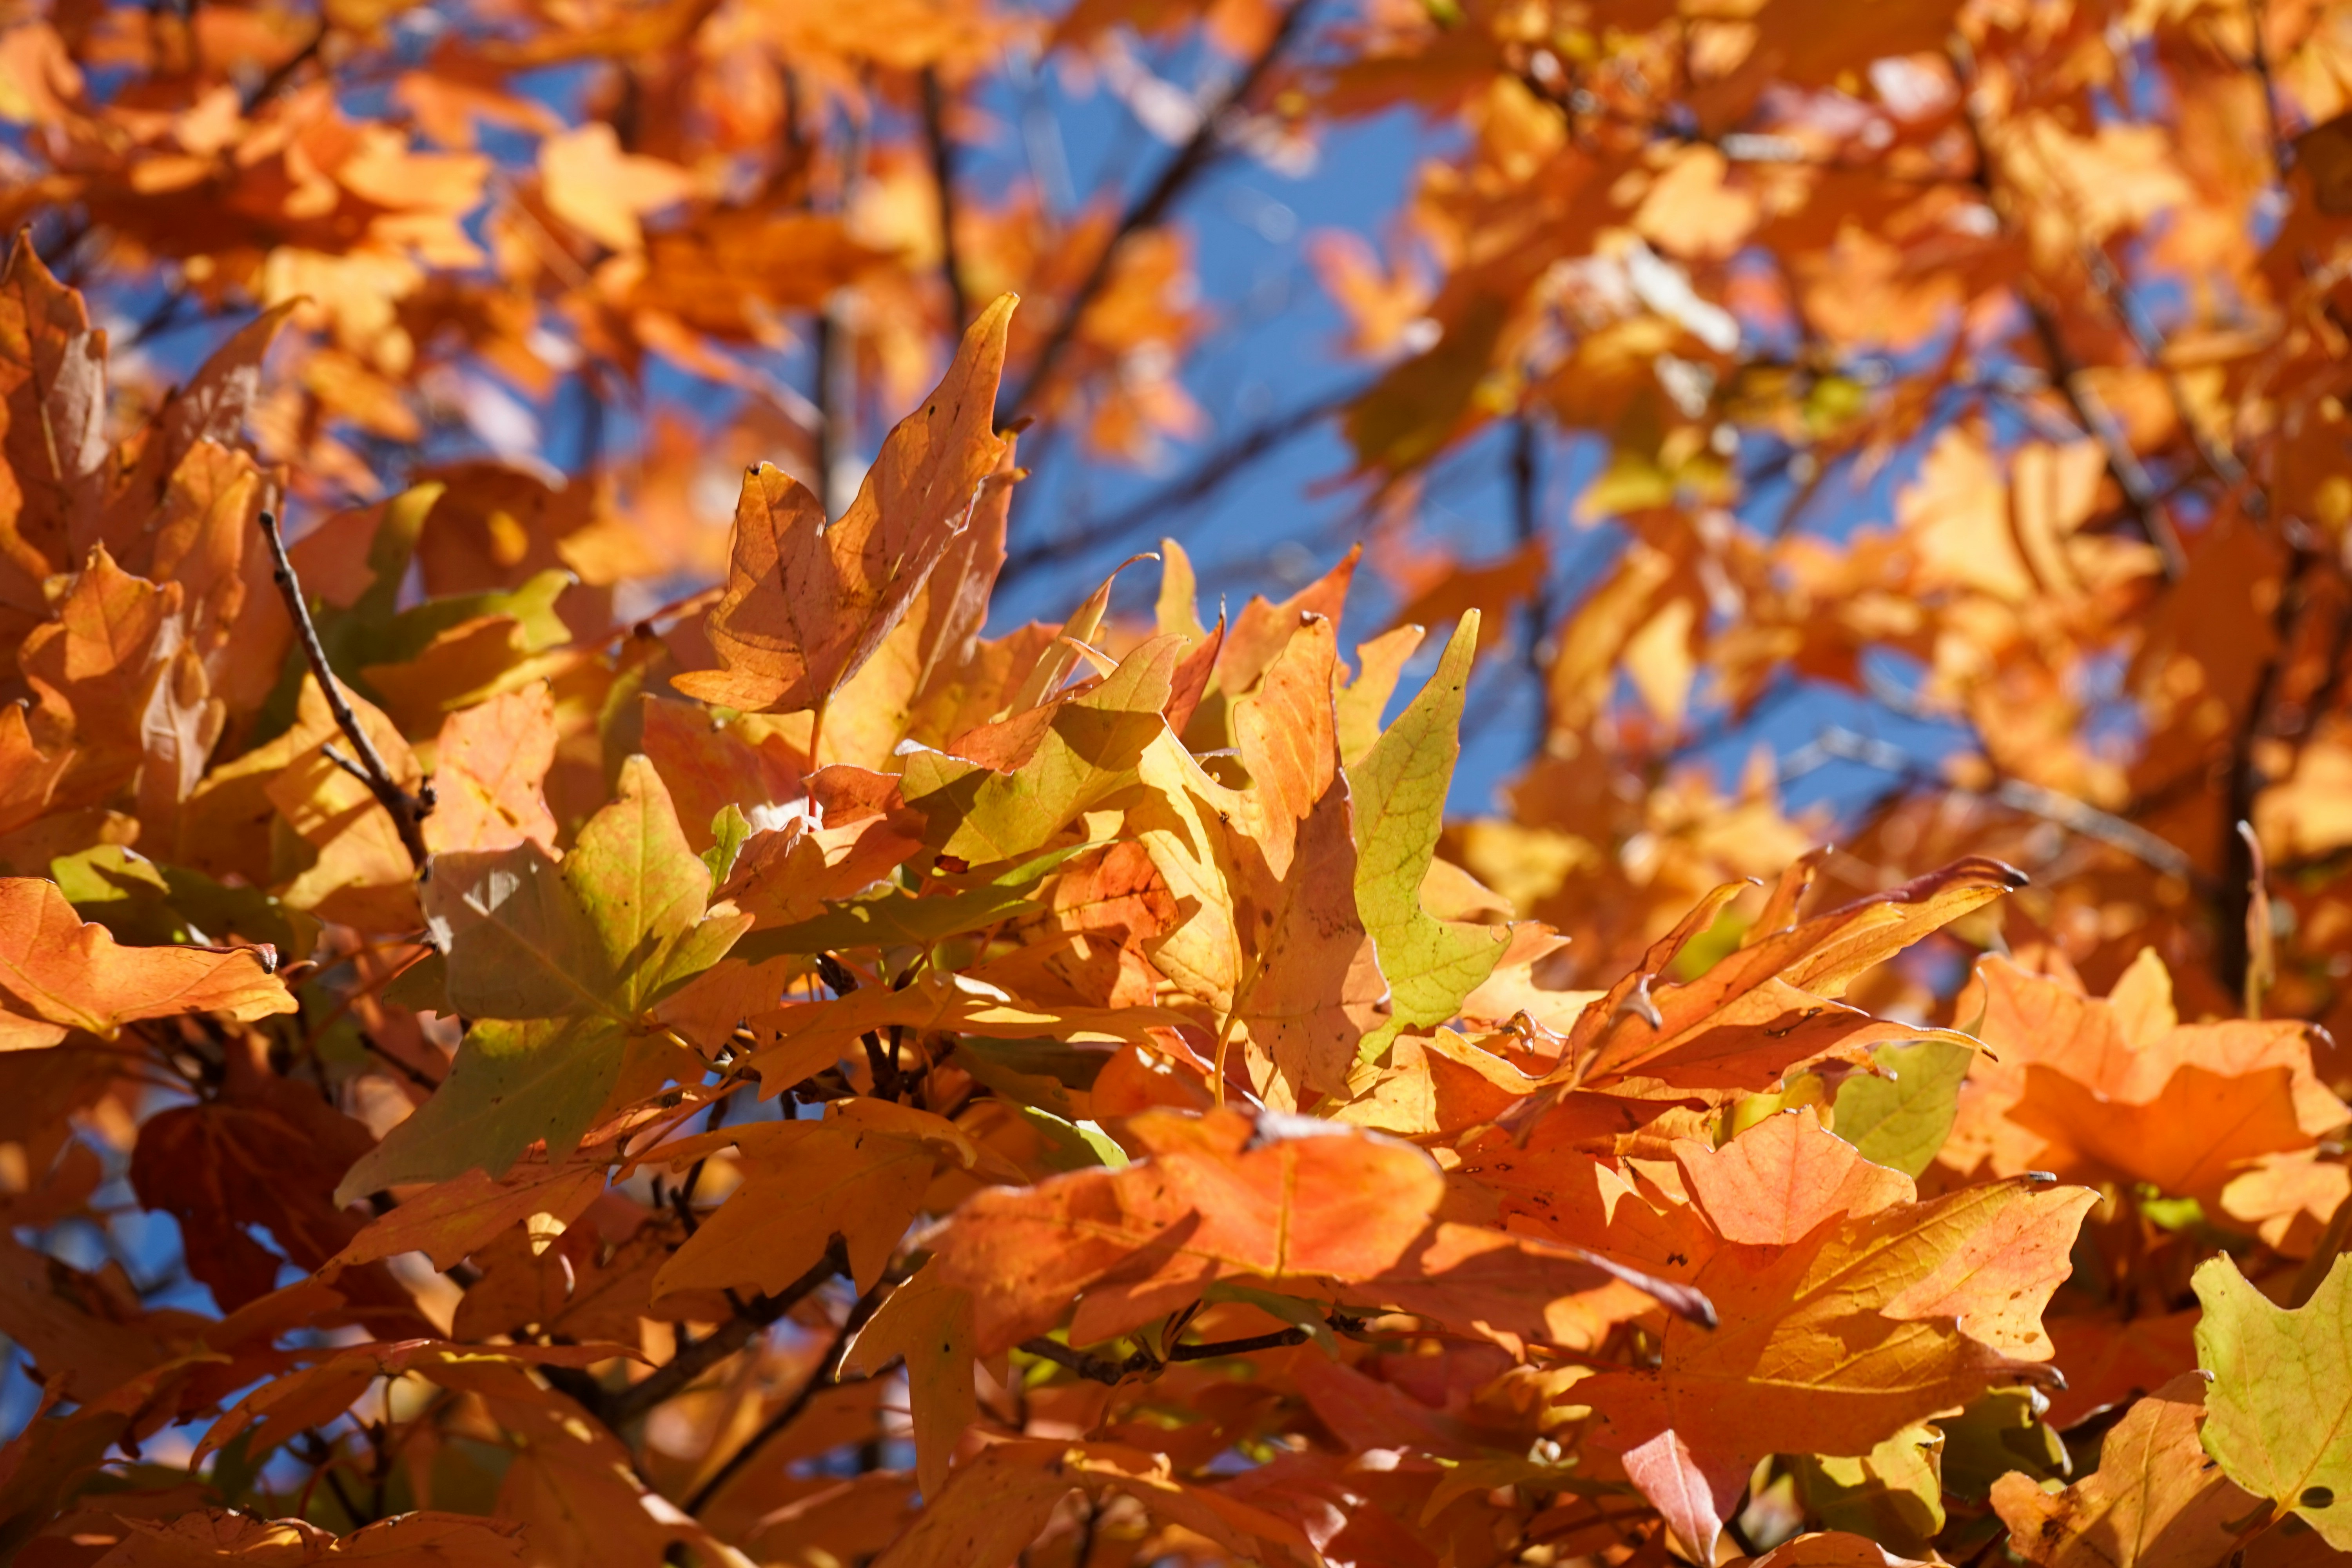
[1002,378,1368,584]
[920,69,970,330]
[814,953,901,1100]
[1018,1311,1364,1385]
[1512,412,1553,757]
[259,510,435,869]
[996,0,1317,425]
[601,1236,848,1428]
[1785,727,2203,886]
[684,1273,891,1514]
[1947,47,2188,579]
[244,21,327,114]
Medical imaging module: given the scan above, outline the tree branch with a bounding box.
[683,1273,891,1515]
[1002,378,1368,585]
[601,1236,848,1428]
[1018,1311,1364,1384]
[260,510,435,869]
[920,68,971,330]
[995,0,1317,425]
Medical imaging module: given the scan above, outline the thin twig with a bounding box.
[602,1237,848,1428]
[244,21,327,114]
[920,69,970,330]
[1785,727,2206,887]
[683,1274,891,1515]
[1018,1311,1364,1385]
[259,510,435,869]
[996,0,1317,425]
[1002,378,1368,585]
[1947,46,2188,579]
[815,953,901,1100]
[1512,412,1552,759]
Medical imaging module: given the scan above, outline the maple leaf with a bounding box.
[0,877,293,1042]
[1576,1112,2096,1561]
[1945,950,2348,1203]
[650,1098,983,1298]
[932,1106,1447,1352]
[421,683,559,855]
[1531,856,2028,1106]
[1993,1372,2265,1568]
[334,755,746,1201]
[89,1510,526,1566]
[675,296,1016,717]
[841,1260,978,1500]
[2194,1253,2352,1548]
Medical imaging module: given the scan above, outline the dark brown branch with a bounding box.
[814,953,901,1100]
[2014,290,2188,581]
[244,21,327,114]
[920,69,971,330]
[1946,49,2187,580]
[995,0,1316,425]
[683,1274,891,1515]
[601,1236,848,1428]
[260,510,435,869]
[1512,412,1551,756]
[1001,378,1368,585]
[1019,1311,1365,1384]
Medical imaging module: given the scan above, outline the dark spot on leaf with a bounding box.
[2303,1487,2335,1510]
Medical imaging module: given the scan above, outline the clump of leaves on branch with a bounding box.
[3,0,2352,1566]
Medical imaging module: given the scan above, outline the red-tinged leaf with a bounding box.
[0,877,293,1036]
[128,1034,411,1316]
[675,298,1016,714]
[931,1107,1444,1352]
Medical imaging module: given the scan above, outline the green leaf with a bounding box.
[50,845,314,960]
[566,755,746,1011]
[1829,1036,1976,1179]
[731,842,1095,962]
[423,756,746,1021]
[899,635,1185,866]
[704,803,753,887]
[372,758,745,1200]
[1346,612,1508,1060]
[425,840,611,1019]
[2195,1252,2352,1548]
[1014,1107,1127,1171]
[333,1015,626,1204]
[1790,1423,1945,1559]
